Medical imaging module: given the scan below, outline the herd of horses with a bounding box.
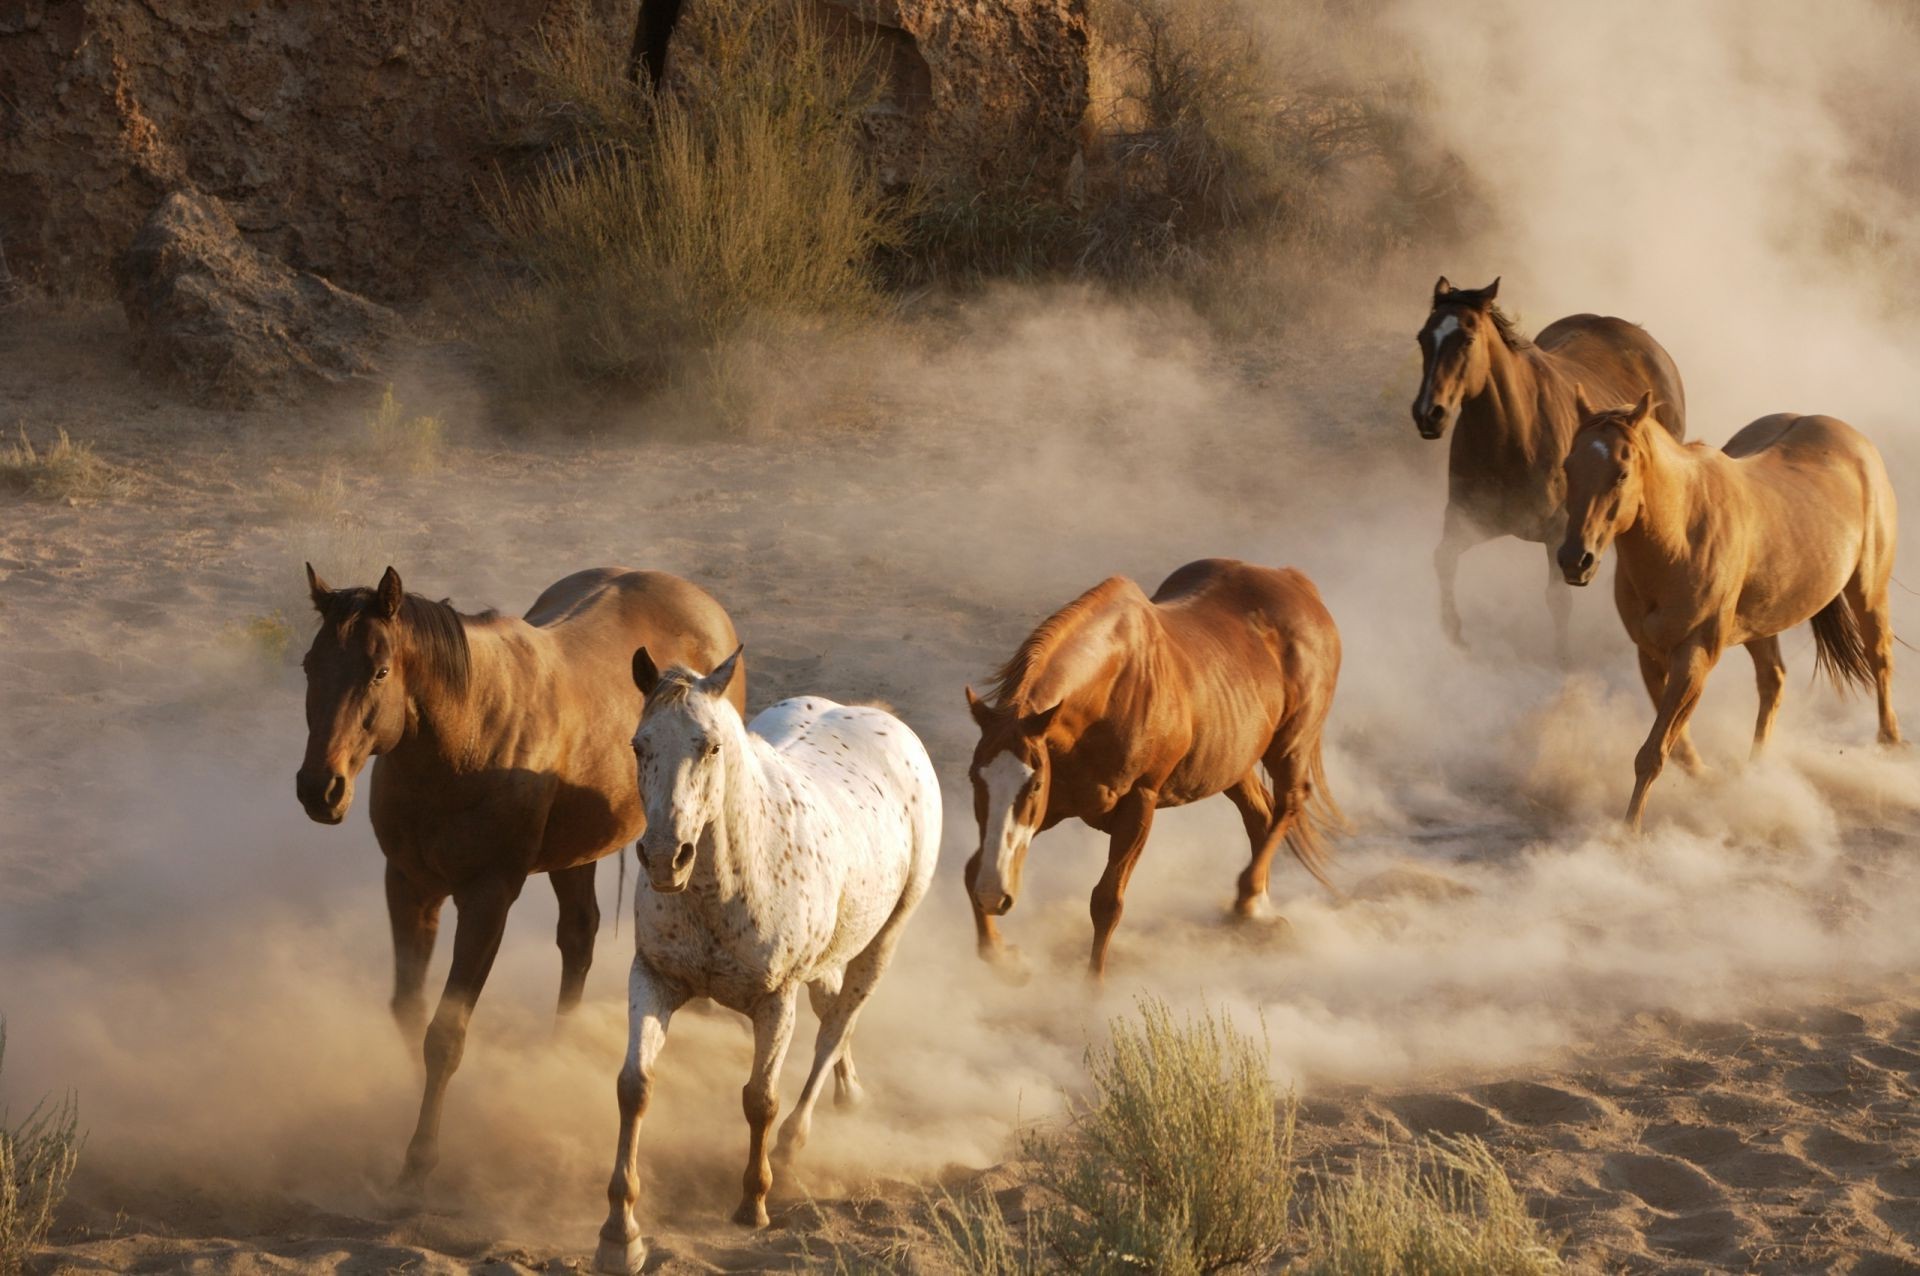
[290,277,1902,1272]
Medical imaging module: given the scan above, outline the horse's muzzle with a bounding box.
[974,890,1015,917]
[639,838,696,893]
[1558,545,1598,587]
[295,768,351,824]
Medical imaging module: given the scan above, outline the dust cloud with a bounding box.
[6,0,1920,1257]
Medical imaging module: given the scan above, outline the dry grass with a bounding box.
[0,1022,81,1275]
[1295,1136,1564,1276]
[485,0,899,414]
[1028,998,1296,1275]
[0,427,129,501]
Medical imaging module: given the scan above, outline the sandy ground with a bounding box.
[7,298,1920,1275]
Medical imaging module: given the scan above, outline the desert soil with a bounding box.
[6,301,1920,1275]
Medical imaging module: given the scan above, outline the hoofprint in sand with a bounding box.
[6,305,1920,1273]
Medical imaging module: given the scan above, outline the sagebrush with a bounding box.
[1027,999,1295,1275]
[1297,1135,1564,1276]
[0,1022,81,1275]
[486,0,898,409]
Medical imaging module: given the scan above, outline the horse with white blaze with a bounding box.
[594,646,942,1274]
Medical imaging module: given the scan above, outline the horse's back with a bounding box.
[1151,558,1337,652]
[1539,313,1688,439]
[526,567,743,707]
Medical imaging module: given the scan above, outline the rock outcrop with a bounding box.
[117,190,401,408]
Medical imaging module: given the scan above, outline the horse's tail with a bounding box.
[1284,735,1348,898]
[1810,592,1876,696]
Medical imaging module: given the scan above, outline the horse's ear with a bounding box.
[702,645,743,698]
[1629,388,1654,425]
[1021,701,1062,737]
[374,566,404,620]
[1573,383,1599,422]
[633,647,661,696]
[1481,276,1500,303]
[1433,275,1453,299]
[305,562,333,614]
[965,685,995,729]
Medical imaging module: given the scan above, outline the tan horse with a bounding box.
[295,565,742,1193]
[1557,392,1901,830]
[963,558,1343,978]
[1413,277,1688,659]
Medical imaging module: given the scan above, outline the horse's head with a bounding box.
[963,687,1062,917]
[1412,275,1501,440]
[296,563,415,824]
[629,645,744,894]
[1559,389,1657,586]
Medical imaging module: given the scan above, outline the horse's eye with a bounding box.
[373,666,390,683]
[705,742,720,758]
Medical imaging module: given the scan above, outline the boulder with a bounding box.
[116,189,401,408]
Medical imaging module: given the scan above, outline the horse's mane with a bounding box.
[1487,304,1533,351]
[642,667,704,711]
[984,577,1131,708]
[328,589,490,693]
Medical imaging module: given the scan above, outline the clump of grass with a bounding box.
[1,1021,82,1274]
[485,0,899,412]
[227,611,294,666]
[363,386,444,472]
[1027,998,1295,1275]
[268,468,346,523]
[1296,1136,1564,1276]
[0,427,129,501]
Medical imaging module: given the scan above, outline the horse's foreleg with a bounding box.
[1223,775,1281,919]
[384,863,444,1046]
[1637,647,1704,774]
[1846,575,1902,745]
[397,873,521,1195]
[736,984,799,1229]
[1745,636,1786,759]
[962,847,1010,963]
[1627,644,1714,832]
[1089,790,1157,979]
[551,862,601,1017]
[1435,506,1479,650]
[1543,538,1573,667]
[595,960,684,1276]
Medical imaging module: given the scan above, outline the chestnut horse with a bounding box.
[1412,276,1688,659]
[963,558,1343,978]
[1558,392,1901,830]
[295,564,742,1192]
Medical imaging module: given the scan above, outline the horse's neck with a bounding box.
[697,724,779,902]
[1460,342,1554,468]
[395,620,536,768]
[1619,433,1705,578]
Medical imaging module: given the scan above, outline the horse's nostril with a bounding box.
[1579,553,1595,572]
[674,842,695,868]
[324,775,347,805]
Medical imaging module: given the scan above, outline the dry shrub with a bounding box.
[0,1022,81,1274]
[923,1188,1046,1276]
[0,427,129,501]
[1297,1136,1564,1276]
[485,0,899,413]
[363,386,444,472]
[1027,998,1296,1275]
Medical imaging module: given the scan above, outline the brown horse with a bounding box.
[1557,392,1901,830]
[295,564,742,1192]
[1412,276,1688,660]
[962,558,1343,978]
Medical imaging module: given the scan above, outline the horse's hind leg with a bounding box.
[1745,635,1786,758]
[776,926,904,1167]
[1846,574,1902,744]
[385,863,444,1045]
[551,862,600,1016]
[1224,774,1283,920]
[398,872,522,1195]
[1638,647,1704,774]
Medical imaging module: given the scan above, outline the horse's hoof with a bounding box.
[594,1234,647,1274]
[833,1078,866,1110]
[983,944,1031,987]
[732,1199,770,1229]
[1230,893,1277,922]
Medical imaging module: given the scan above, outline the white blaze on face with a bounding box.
[975,750,1036,903]
[1427,313,1461,356]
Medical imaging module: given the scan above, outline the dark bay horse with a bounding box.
[963,558,1343,978]
[1559,392,1900,830]
[295,564,743,1192]
[1412,276,1688,659]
